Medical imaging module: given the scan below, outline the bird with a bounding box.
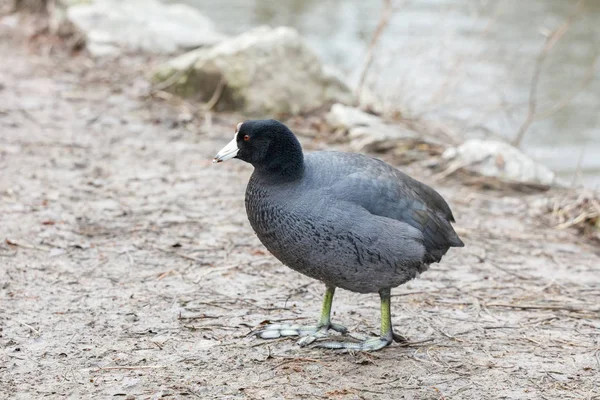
[213,119,464,351]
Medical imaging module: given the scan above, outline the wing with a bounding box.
[320,153,464,262]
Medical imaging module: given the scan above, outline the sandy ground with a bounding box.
[1,25,600,400]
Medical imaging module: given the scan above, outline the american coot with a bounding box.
[214,120,464,351]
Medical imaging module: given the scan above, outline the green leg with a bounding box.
[316,286,347,332]
[252,286,347,343]
[313,288,405,351]
[318,286,335,326]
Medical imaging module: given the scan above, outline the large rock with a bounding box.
[152,26,355,116]
[441,139,558,187]
[65,0,226,56]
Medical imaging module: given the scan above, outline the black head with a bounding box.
[214,119,304,179]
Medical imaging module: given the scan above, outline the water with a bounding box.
[175,0,600,188]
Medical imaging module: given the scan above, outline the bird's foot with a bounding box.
[251,322,348,344]
[310,330,406,352]
[312,336,391,352]
[296,322,348,347]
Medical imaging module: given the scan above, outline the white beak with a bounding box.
[213,136,239,163]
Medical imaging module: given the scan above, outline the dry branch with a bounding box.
[513,0,587,147]
[550,189,600,241]
[533,53,598,122]
[14,319,41,336]
[96,365,166,371]
[356,0,393,99]
[486,302,600,313]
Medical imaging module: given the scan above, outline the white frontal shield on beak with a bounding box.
[213,135,239,163]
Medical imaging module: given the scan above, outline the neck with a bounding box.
[256,134,304,181]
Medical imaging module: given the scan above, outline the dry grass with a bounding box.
[550,189,600,242]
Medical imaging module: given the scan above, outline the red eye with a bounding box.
[243,135,250,141]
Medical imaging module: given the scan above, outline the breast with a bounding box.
[245,176,324,277]
[244,174,427,293]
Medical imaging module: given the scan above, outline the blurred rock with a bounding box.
[441,139,558,186]
[152,26,354,116]
[0,15,19,29]
[65,0,226,56]
[48,0,87,38]
[326,104,442,163]
[326,103,381,129]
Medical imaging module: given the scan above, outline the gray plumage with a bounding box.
[246,150,463,293]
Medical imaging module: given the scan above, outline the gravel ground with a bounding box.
[1,25,599,400]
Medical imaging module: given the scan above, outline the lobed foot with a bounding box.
[312,336,392,352]
[310,330,407,352]
[251,322,348,345]
[296,322,348,347]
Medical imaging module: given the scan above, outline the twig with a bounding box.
[486,302,599,313]
[347,387,389,395]
[396,338,435,347]
[555,210,598,230]
[250,337,289,348]
[202,76,226,111]
[18,108,41,126]
[432,159,481,182]
[534,53,598,121]
[178,313,220,321]
[570,147,587,188]
[183,388,203,399]
[14,320,41,336]
[125,250,134,266]
[65,332,77,345]
[157,269,178,280]
[524,336,543,346]
[439,328,462,342]
[194,264,241,283]
[356,0,393,99]
[96,365,166,371]
[265,357,323,372]
[391,290,429,297]
[151,61,198,94]
[513,0,585,147]
[152,74,226,122]
[485,262,534,281]
[154,246,211,264]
